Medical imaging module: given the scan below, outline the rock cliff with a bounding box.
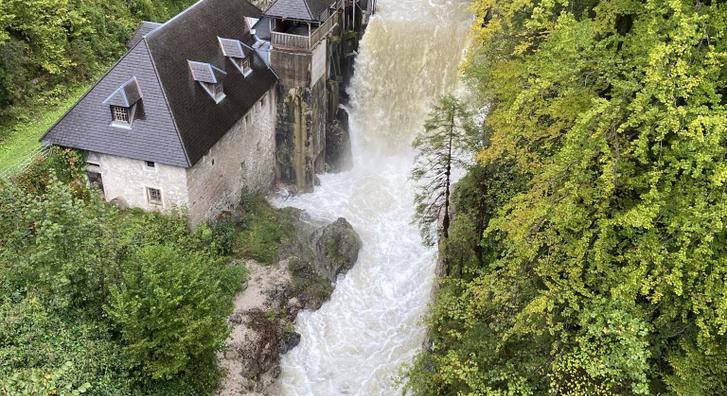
[217,211,361,395]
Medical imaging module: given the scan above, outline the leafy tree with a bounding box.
[105,244,232,382]
[408,0,727,394]
[0,172,244,394]
[412,95,476,275]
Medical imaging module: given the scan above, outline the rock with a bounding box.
[110,197,129,210]
[312,217,361,282]
[325,108,354,173]
[216,214,361,396]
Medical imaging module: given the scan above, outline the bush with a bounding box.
[105,244,233,383]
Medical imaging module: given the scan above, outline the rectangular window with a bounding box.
[111,106,130,124]
[145,161,156,168]
[241,58,252,76]
[147,187,162,205]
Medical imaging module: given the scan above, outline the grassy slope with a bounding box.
[0,85,89,172]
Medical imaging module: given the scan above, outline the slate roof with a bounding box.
[218,38,248,59]
[188,61,227,84]
[264,0,337,22]
[42,0,277,168]
[127,21,162,49]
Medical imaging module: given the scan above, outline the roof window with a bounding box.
[188,60,227,103]
[104,77,143,128]
[218,38,253,77]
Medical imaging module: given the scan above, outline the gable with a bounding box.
[42,41,189,167]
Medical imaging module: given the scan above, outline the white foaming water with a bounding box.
[274,1,472,394]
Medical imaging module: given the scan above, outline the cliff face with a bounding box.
[217,210,361,396]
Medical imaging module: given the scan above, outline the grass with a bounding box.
[234,197,295,264]
[0,84,90,172]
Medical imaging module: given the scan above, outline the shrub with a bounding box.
[105,244,234,383]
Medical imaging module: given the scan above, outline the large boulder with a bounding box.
[312,218,361,282]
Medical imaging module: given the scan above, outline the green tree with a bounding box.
[105,244,232,382]
[408,0,727,394]
[412,95,476,276]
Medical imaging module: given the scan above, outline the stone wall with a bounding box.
[186,89,277,225]
[87,151,189,211]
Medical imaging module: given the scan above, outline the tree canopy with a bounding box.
[407,0,727,394]
[0,0,194,132]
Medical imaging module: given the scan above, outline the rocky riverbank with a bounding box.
[217,209,361,395]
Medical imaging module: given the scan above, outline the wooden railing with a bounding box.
[271,32,310,50]
[271,11,341,51]
[310,11,340,47]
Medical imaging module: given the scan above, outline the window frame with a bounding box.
[110,105,133,128]
[146,187,163,205]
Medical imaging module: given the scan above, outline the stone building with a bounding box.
[42,0,371,225]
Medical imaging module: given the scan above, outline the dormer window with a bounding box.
[218,38,253,77]
[104,77,143,128]
[189,60,227,103]
[111,106,130,124]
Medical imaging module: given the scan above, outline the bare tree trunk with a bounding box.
[442,113,454,276]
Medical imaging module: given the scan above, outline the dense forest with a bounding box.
[408,0,727,394]
[0,0,194,139]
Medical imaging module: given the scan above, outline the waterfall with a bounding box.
[273,0,472,394]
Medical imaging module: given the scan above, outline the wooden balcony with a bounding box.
[271,11,341,51]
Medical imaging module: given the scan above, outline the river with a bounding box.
[273,0,472,394]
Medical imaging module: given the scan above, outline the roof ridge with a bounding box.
[145,0,206,41]
[302,0,314,20]
[143,38,191,167]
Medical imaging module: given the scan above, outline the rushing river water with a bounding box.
[273,1,472,394]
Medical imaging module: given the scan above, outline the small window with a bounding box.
[111,106,130,124]
[261,95,266,107]
[145,161,156,168]
[147,187,162,205]
[213,83,224,98]
[239,58,252,77]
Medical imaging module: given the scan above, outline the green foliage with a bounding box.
[412,95,477,248]
[0,175,244,395]
[408,0,727,394]
[105,245,231,382]
[0,0,195,141]
[236,196,294,264]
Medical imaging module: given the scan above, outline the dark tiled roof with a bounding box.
[41,41,189,167]
[42,0,277,168]
[253,17,272,41]
[127,21,162,49]
[264,0,336,21]
[145,0,275,165]
[103,77,142,107]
